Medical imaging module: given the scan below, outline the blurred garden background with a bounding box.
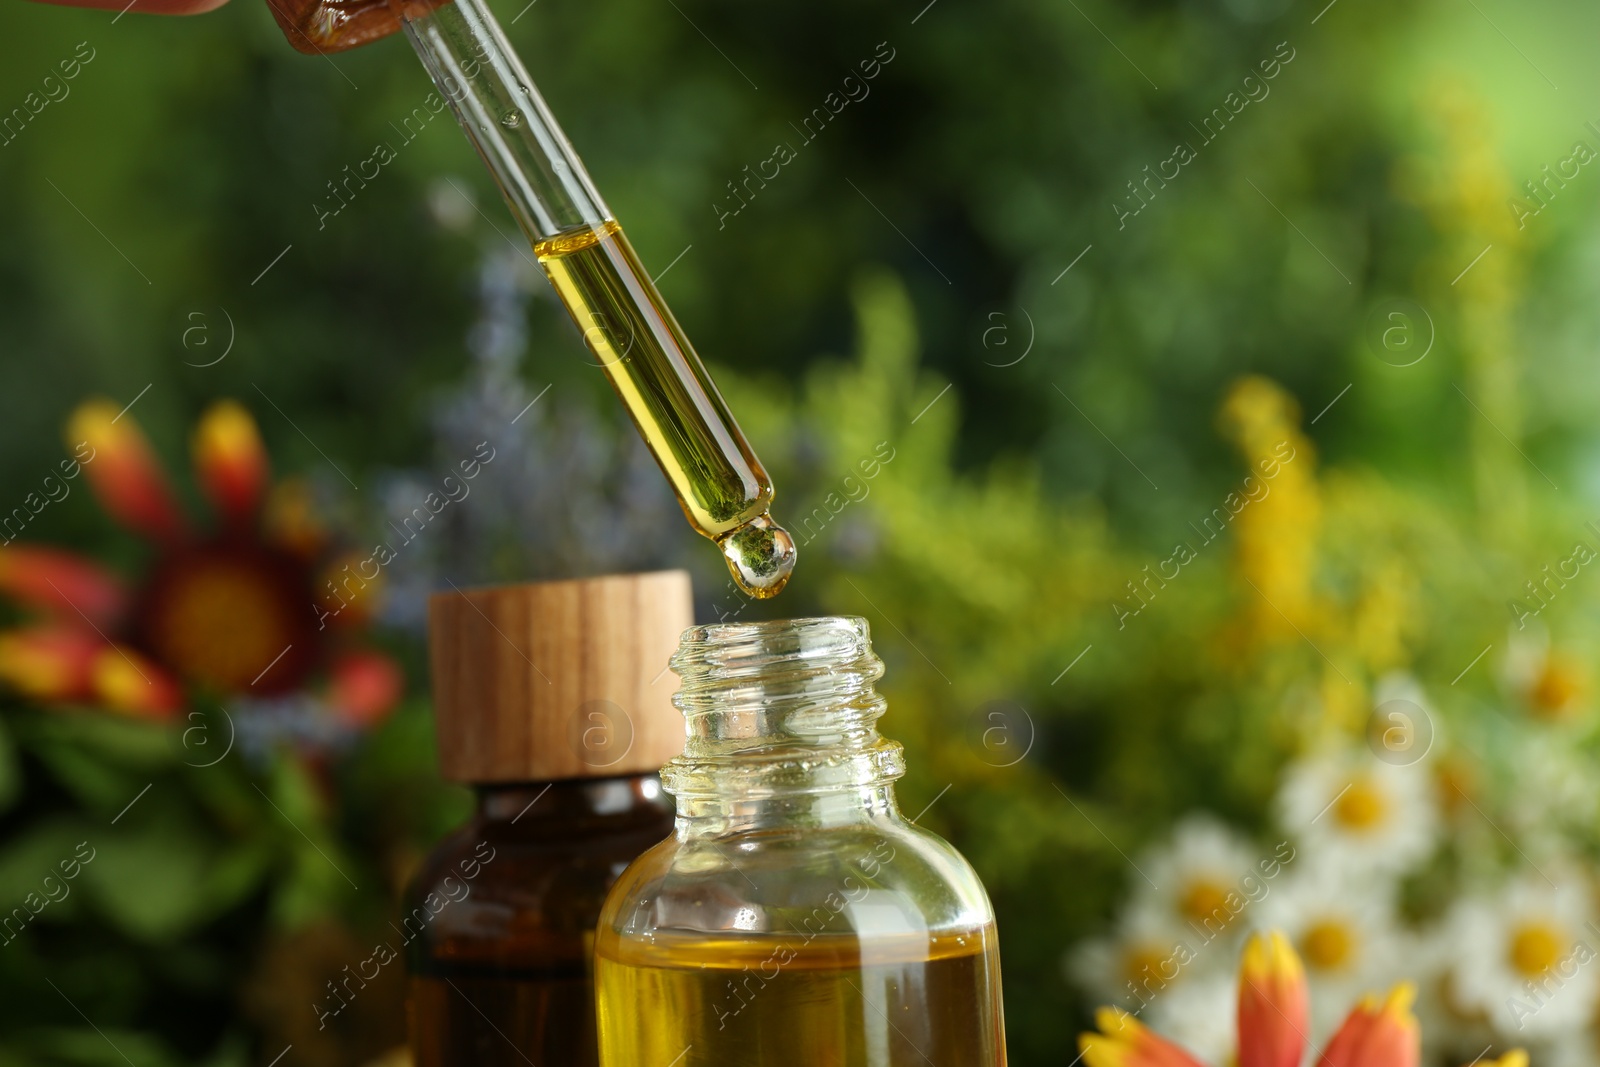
[2,0,1600,1062]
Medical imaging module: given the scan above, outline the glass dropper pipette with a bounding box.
[267,0,797,598]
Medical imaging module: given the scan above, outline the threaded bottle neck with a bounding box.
[661,617,905,812]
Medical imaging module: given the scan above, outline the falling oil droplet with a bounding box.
[716,513,797,599]
[501,109,524,129]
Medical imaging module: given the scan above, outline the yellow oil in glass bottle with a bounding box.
[597,929,1005,1064]
[594,617,1009,1066]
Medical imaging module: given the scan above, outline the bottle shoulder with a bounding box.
[599,815,993,945]
[405,782,675,900]
[404,803,675,970]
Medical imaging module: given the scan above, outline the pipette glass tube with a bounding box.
[263,0,798,597]
[395,0,796,598]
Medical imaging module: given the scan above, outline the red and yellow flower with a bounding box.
[1238,931,1308,1067]
[1079,1008,1207,1067]
[0,398,400,730]
[1079,930,1519,1067]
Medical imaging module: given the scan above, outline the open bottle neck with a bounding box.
[672,782,904,837]
[660,616,906,838]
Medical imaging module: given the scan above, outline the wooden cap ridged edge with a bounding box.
[427,570,693,783]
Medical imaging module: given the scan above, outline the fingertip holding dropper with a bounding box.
[717,514,797,599]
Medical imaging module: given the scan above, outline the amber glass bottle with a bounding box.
[405,571,691,1067]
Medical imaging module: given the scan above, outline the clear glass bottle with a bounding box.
[594,617,1008,1066]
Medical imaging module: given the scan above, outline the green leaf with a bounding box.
[258,754,360,925]
[14,712,178,816]
[2,1027,184,1067]
[21,711,178,769]
[0,820,93,936]
[77,807,214,942]
[0,716,20,814]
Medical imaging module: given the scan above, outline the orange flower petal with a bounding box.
[90,645,183,720]
[1079,1008,1208,1067]
[66,399,188,544]
[1239,930,1310,1067]
[1316,984,1420,1067]
[0,545,126,627]
[328,650,403,728]
[316,551,383,628]
[192,400,269,525]
[263,479,328,559]
[0,626,101,702]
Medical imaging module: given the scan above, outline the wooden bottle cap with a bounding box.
[428,570,693,783]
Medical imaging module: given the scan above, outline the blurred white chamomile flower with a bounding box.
[1504,731,1600,855]
[1068,905,1195,1009]
[1259,862,1411,1040]
[1277,746,1438,874]
[1546,1029,1600,1067]
[1443,873,1599,1039]
[1131,813,1278,943]
[1501,625,1591,725]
